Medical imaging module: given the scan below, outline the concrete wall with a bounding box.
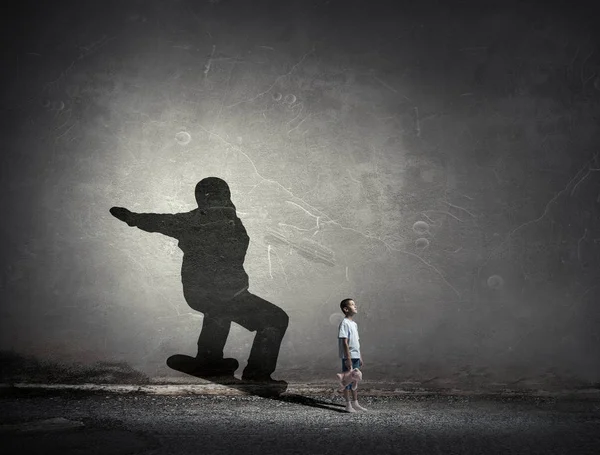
[1,0,599,388]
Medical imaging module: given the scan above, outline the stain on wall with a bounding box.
[0,351,149,384]
[1,0,599,389]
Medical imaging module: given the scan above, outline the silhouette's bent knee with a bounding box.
[277,310,289,329]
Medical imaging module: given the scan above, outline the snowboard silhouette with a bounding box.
[166,354,286,397]
[110,177,288,396]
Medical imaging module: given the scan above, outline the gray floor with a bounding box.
[1,391,600,454]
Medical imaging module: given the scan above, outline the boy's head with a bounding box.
[340,298,357,317]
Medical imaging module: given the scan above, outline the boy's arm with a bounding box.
[341,338,352,368]
[110,207,182,238]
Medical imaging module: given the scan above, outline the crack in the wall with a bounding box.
[193,124,460,294]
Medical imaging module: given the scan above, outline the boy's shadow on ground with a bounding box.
[274,394,348,413]
[167,354,346,412]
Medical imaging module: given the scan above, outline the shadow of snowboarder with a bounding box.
[110,177,289,394]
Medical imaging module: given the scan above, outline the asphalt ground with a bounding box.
[1,387,599,455]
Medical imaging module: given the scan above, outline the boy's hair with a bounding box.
[340,298,354,314]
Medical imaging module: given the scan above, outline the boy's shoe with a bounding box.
[345,403,357,413]
[351,401,368,411]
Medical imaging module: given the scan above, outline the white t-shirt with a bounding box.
[338,318,361,359]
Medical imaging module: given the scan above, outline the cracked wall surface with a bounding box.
[1,0,599,388]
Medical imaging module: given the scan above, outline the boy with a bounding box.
[338,298,367,412]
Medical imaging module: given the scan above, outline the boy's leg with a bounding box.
[350,358,367,411]
[343,389,355,412]
[342,359,356,413]
[350,390,367,411]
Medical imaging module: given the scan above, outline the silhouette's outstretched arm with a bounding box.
[110,206,183,238]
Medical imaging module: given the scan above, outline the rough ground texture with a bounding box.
[1,389,600,455]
